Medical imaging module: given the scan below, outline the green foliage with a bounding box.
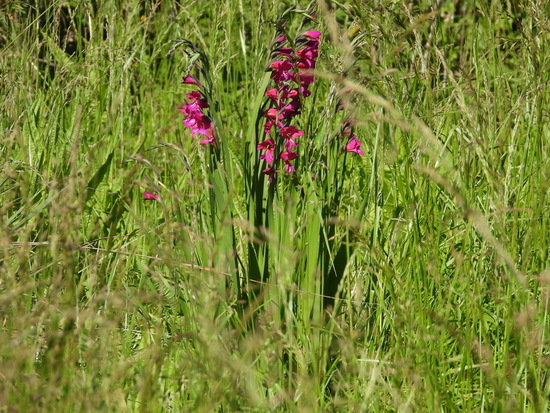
[1,0,548,411]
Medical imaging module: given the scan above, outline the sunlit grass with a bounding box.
[1,0,548,411]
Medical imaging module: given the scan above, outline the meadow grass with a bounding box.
[1,0,548,411]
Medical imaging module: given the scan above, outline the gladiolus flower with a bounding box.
[345,135,365,155]
[199,136,216,146]
[297,58,316,71]
[258,25,322,179]
[280,151,298,162]
[280,150,298,173]
[296,47,318,60]
[283,138,299,151]
[265,88,280,101]
[262,167,276,181]
[297,73,315,85]
[180,78,216,145]
[303,30,321,39]
[181,75,202,87]
[185,91,209,108]
[144,192,160,201]
[270,60,294,82]
[265,108,283,120]
[280,126,304,140]
[257,138,276,164]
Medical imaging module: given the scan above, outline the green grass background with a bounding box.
[1,0,548,411]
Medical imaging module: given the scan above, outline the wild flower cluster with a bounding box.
[178,75,216,146]
[173,19,365,194]
[257,29,322,181]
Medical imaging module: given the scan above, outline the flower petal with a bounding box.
[144,192,160,201]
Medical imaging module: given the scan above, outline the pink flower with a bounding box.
[345,135,365,155]
[185,91,209,108]
[280,151,298,162]
[262,167,276,182]
[270,60,293,71]
[144,192,160,201]
[284,139,299,151]
[265,88,280,101]
[257,138,276,164]
[270,60,294,83]
[279,100,301,118]
[180,86,216,145]
[263,119,284,134]
[284,163,296,173]
[199,136,216,146]
[263,119,275,134]
[297,73,315,85]
[297,58,316,70]
[286,88,299,99]
[179,100,207,117]
[265,108,283,120]
[280,150,298,173]
[258,28,322,179]
[181,75,202,87]
[280,125,304,140]
[299,85,311,98]
[192,119,215,140]
[296,47,318,60]
[303,30,321,39]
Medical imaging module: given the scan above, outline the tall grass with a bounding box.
[1,0,548,411]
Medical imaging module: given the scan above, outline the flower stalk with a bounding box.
[257,28,322,181]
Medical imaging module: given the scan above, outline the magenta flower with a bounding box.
[257,138,276,164]
[279,102,301,119]
[270,60,294,82]
[263,119,275,134]
[265,88,280,101]
[280,151,298,162]
[144,192,160,201]
[262,167,276,182]
[286,88,299,99]
[298,74,314,85]
[185,91,209,108]
[280,150,298,173]
[296,47,318,60]
[258,24,321,180]
[280,125,304,140]
[180,75,216,146]
[280,126,302,151]
[345,135,365,155]
[297,57,316,70]
[299,85,311,98]
[284,139,299,151]
[191,118,215,141]
[199,135,216,146]
[181,75,202,87]
[303,30,321,39]
[265,108,283,120]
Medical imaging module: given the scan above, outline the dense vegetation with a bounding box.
[1,1,548,411]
